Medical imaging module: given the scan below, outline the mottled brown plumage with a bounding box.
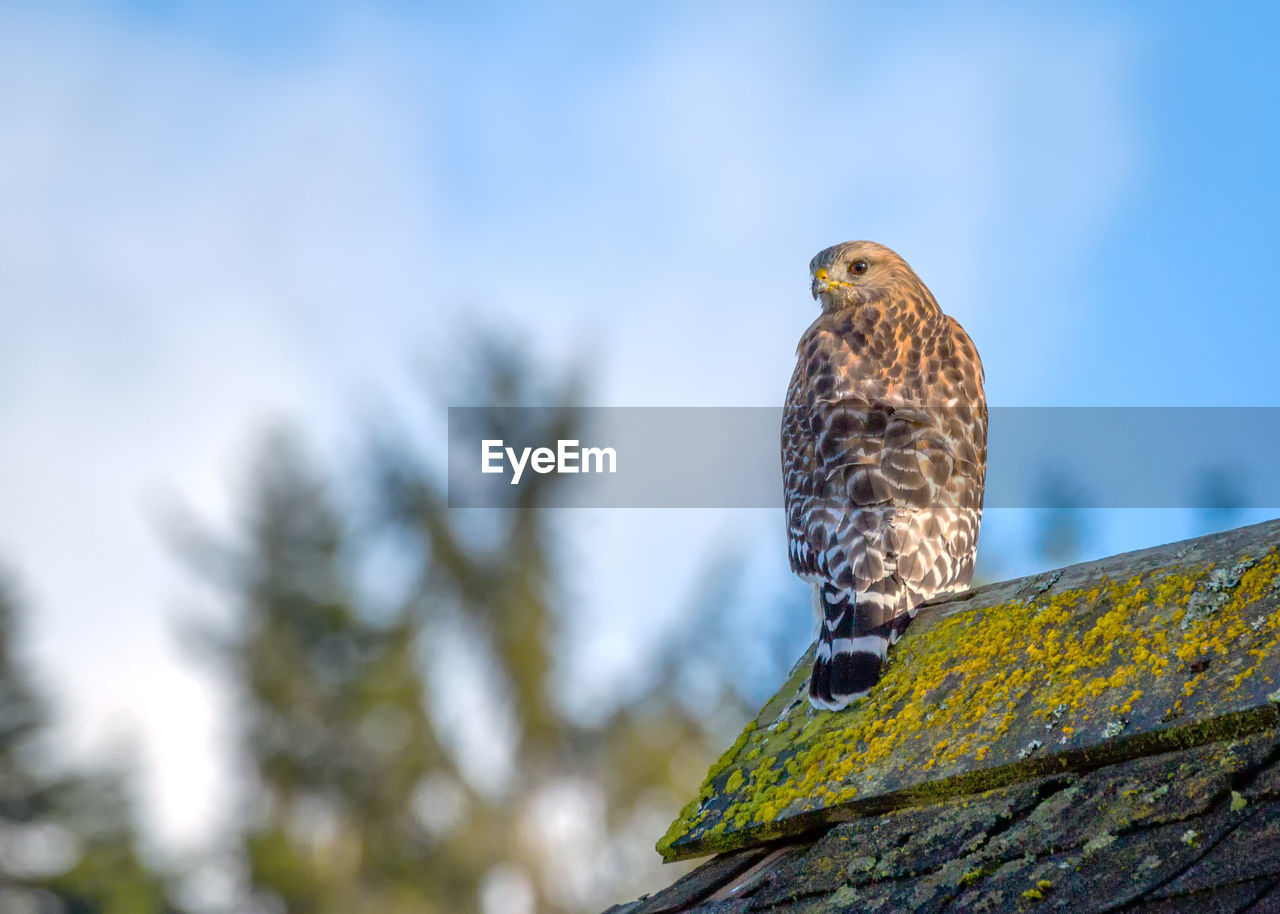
[781,241,986,710]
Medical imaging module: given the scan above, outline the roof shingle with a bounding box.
[607,520,1280,913]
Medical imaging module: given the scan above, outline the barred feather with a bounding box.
[782,241,986,711]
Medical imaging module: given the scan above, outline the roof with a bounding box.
[605,519,1280,913]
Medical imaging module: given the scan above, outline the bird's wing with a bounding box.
[785,330,955,585]
[895,325,988,602]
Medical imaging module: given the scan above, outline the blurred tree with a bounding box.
[1193,466,1245,534]
[201,432,480,914]
[379,339,757,911]
[1032,470,1093,566]
[199,337,760,913]
[0,575,187,914]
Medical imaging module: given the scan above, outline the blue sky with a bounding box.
[1,0,1278,867]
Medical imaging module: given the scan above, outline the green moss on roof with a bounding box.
[659,522,1280,862]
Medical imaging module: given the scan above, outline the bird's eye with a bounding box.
[850,260,869,276]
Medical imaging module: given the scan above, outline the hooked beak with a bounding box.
[811,267,830,300]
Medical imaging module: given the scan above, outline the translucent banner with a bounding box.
[447,407,1280,510]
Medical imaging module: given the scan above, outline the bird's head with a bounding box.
[809,240,918,312]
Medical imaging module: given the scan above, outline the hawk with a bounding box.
[782,241,987,711]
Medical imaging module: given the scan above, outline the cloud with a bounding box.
[0,5,445,852]
[0,0,1139,858]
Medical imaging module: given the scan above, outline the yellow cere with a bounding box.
[657,550,1280,859]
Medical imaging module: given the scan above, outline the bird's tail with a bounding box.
[808,579,909,711]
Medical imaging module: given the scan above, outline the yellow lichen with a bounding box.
[658,547,1280,860]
